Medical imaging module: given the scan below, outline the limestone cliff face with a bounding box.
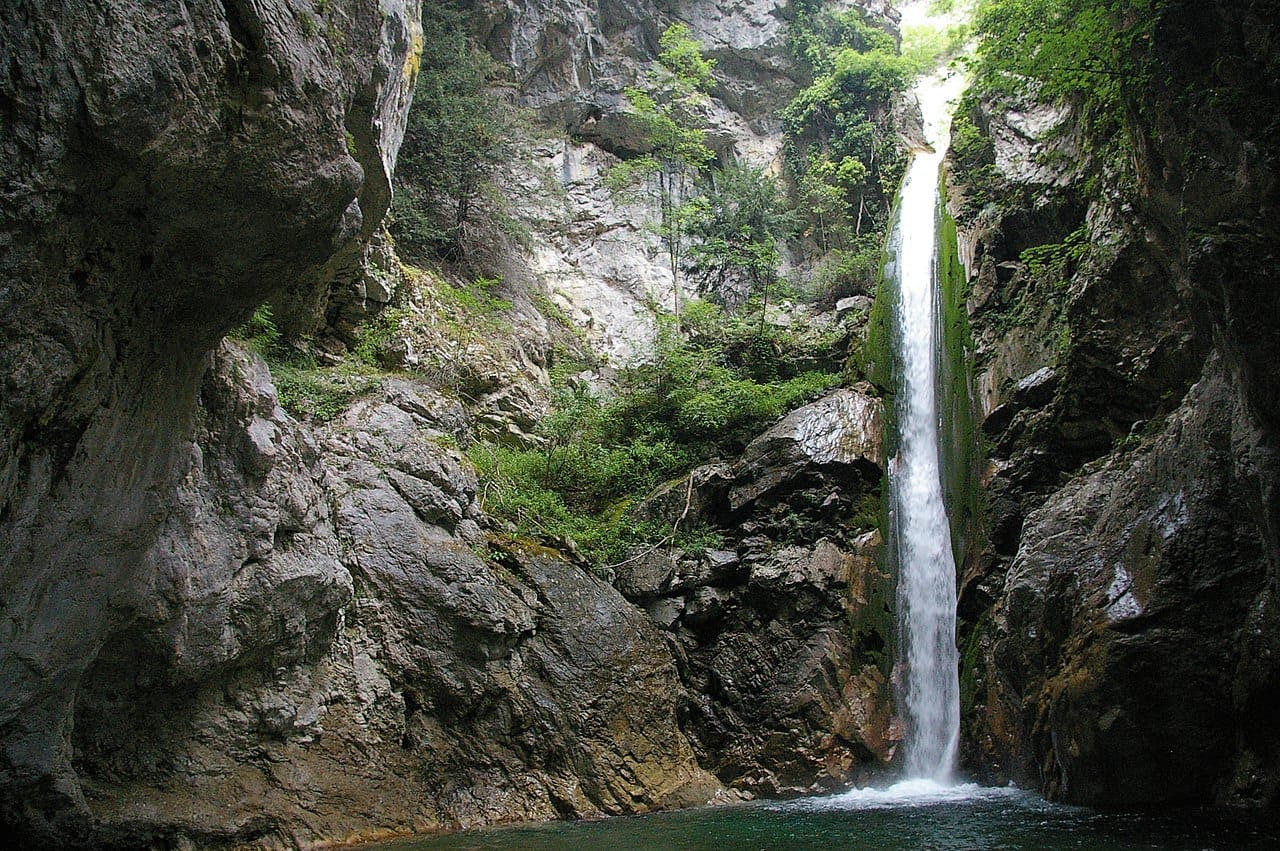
[471,0,899,366]
[0,0,902,845]
[950,0,1280,809]
[0,0,420,842]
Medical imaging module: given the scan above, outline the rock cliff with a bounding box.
[16,0,1274,843]
[0,0,420,842]
[1,0,903,845]
[949,0,1280,810]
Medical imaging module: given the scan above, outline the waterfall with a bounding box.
[889,66,967,782]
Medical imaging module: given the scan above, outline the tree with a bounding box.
[605,24,716,329]
[782,8,911,256]
[685,163,799,326]
[391,2,508,261]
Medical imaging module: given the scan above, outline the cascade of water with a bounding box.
[890,65,967,782]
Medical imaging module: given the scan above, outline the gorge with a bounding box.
[1,0,1278,848]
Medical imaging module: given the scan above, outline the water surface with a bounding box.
[368,781,1277,850]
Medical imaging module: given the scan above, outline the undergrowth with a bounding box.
[471,300,840,570]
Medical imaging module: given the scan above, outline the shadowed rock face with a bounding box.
[0,0,419,841]
[952,0,1280,809]
[991,361,1274,806]
[57,346,717,846]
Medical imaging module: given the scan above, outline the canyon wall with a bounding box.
[949,0,1280,809]
[0,1,902,845]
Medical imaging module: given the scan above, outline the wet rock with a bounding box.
[988,363,1275,806]
[676,531,893,796]
[1013,367,1058,407]
[835,295,873,316]
[951,1,1280,806]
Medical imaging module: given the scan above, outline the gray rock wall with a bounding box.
[65,346,719,846]
[1,2,904,843]
[949,0,1280,809]
[0,0,419,842]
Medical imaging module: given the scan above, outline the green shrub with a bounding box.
[391,2,512,261]
[352,307,411,368]
[782,5,910,256]
[469,303,840,570]
[809,237,882,305]
[272,358,382,422]
[685,163,799,314]
[229,305,282,357]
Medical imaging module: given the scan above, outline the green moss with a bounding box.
[948,97,1000,221]
[935,178,986,571]
[845,496,895,678]
[299,12,319,39]
[850,487,882,532]
[959,612,991,713]
[862,243,898,401]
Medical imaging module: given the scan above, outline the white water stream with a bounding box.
[889,53,968,781]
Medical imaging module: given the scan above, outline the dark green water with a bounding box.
[367,782,1278,850]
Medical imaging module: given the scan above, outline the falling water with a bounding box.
[890,65,967,782]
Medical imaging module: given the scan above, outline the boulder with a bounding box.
[731,389,884,512]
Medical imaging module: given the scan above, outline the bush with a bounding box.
[810,237,882,305]
[272,357,383,422]
[229,305,282,357]
[352,307,411,368]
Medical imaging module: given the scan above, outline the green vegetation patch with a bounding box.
[782,1,913,280]
[391,1,515,261]
[471,303,840,570]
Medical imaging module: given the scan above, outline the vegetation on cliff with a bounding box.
[391,2,514,261]
[273,2,907,575]
[968,0,1160,134]
[473,305,842,568]
[604,23,716,323]
[784,1,913,302]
